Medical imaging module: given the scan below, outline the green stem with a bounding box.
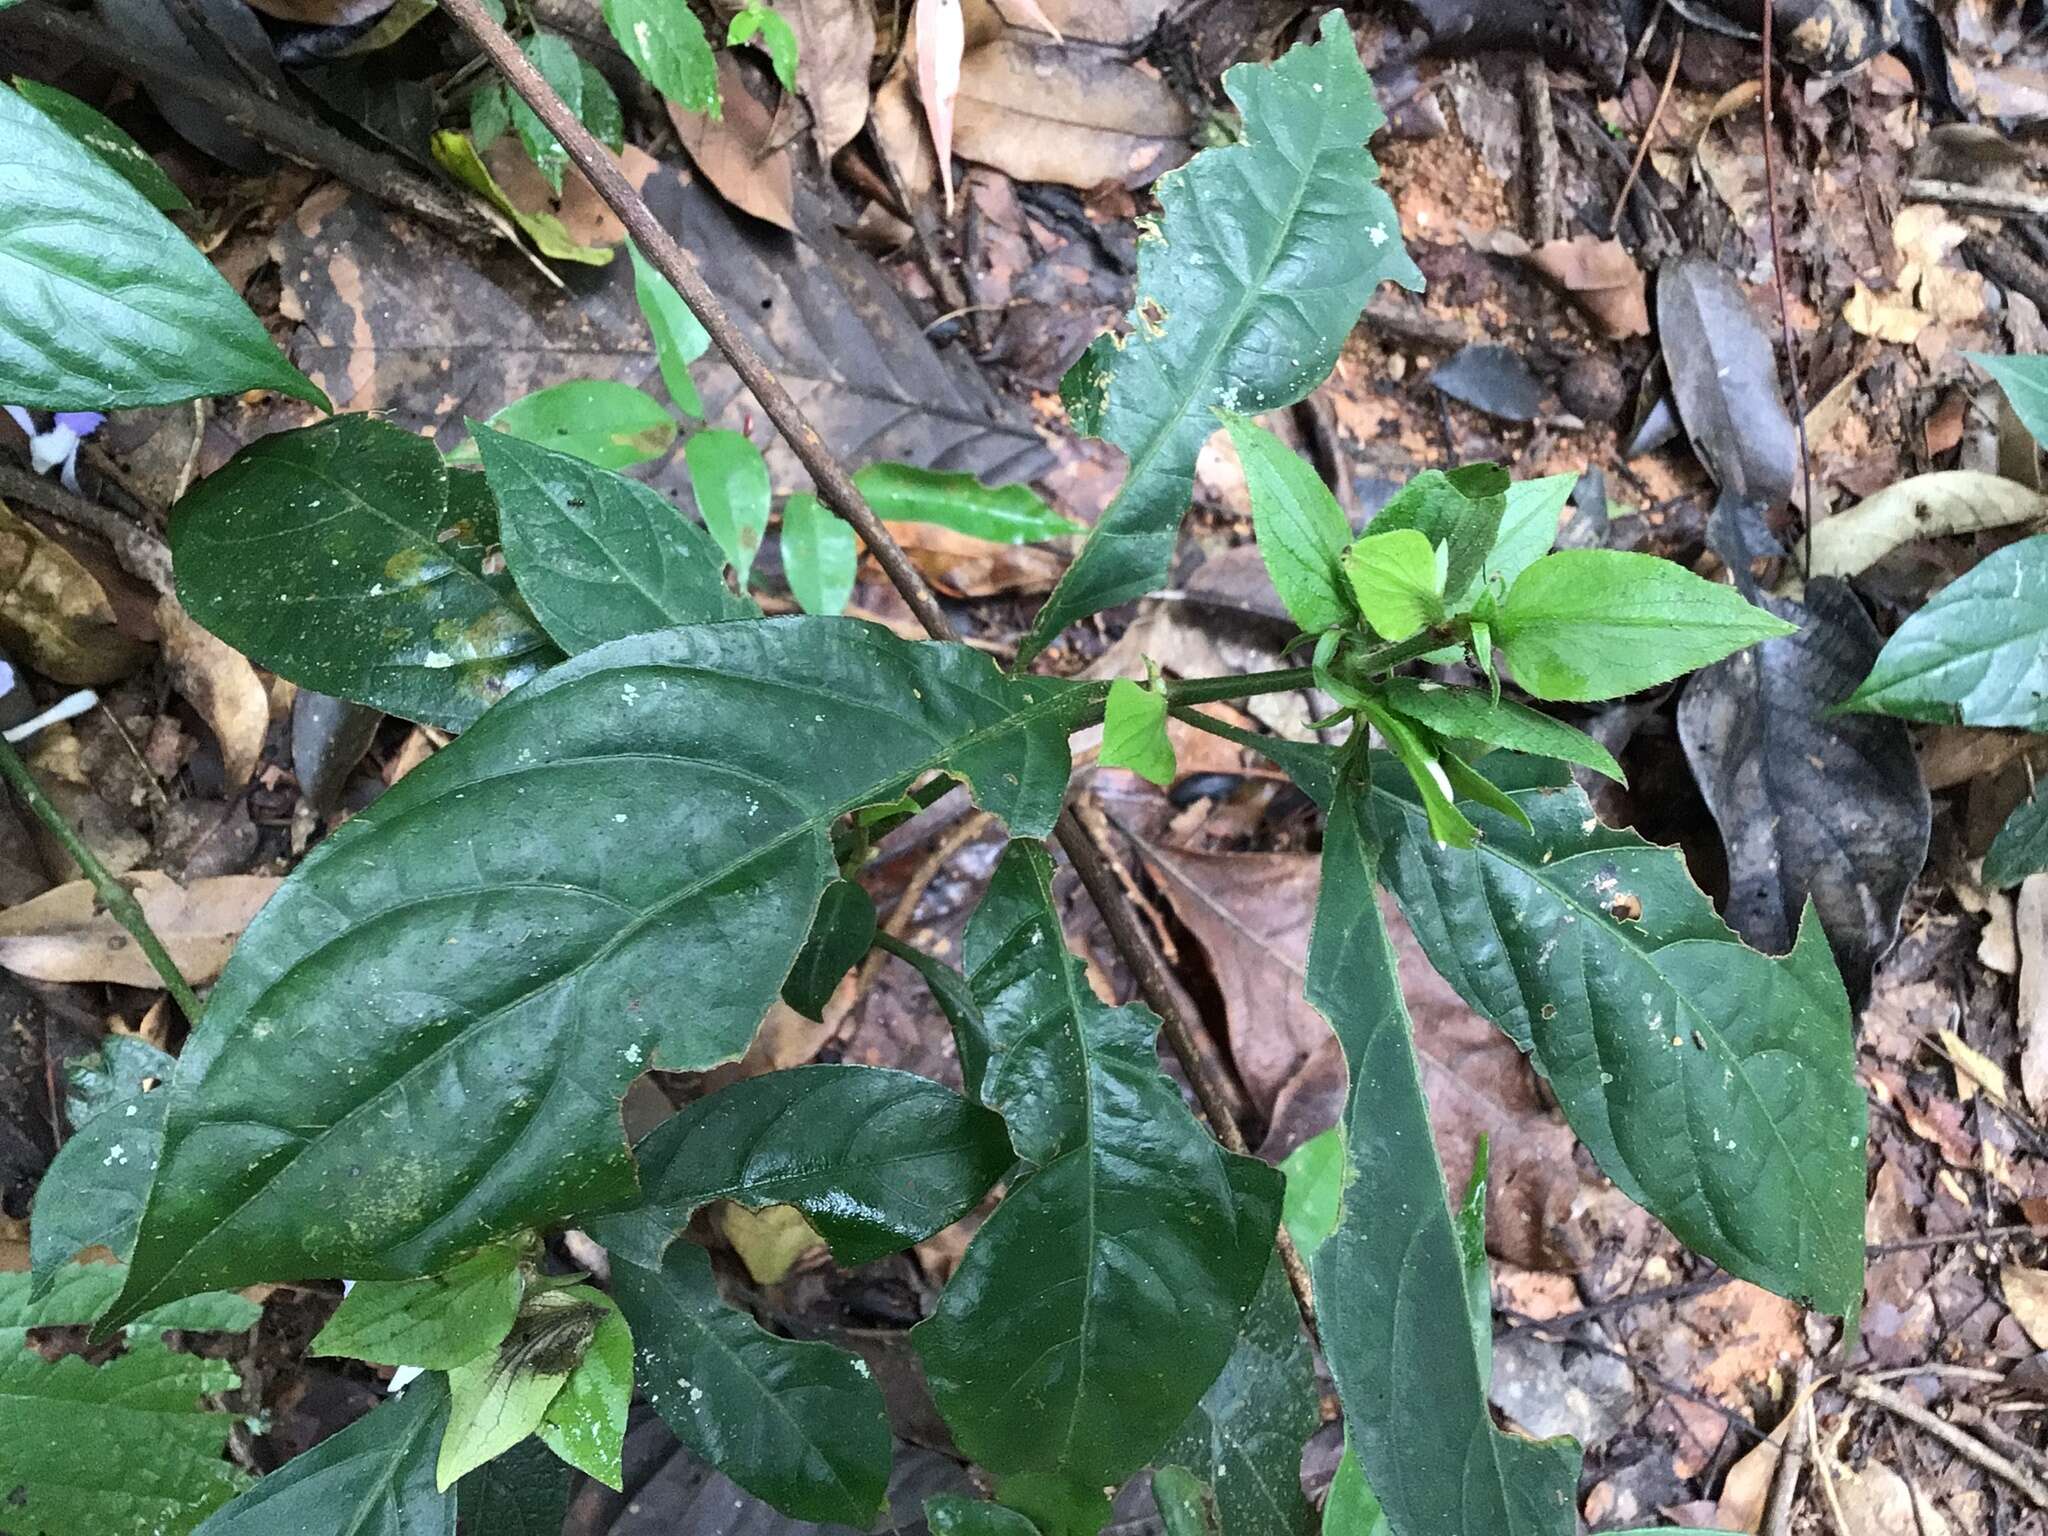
[1161,666,1318,708]
[0,737,203,1025]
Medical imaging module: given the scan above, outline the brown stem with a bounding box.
[0,458,173,596]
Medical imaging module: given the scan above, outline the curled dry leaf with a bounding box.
[0,870,281,988]
[155,595,269,793]
[0,499,150,686]
[951,38,1193,190]
[916,0,965,213]
[1524,236,1649,339]
[669,54,797,231]
[882,518,1065,596]
[1797,470,2048,579]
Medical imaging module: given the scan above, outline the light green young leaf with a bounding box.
[588,1063,1013,1270]
[478,423,754,653]
[852,462,1083,544]
[604,0,719,114]
[10,77,187,210]
[310,1245,524,1370]
[474,379,677,470]
[511,32,582,194]
[1364,464,1507,607]
[1102,674,1176,785]
[1343,528,1443,642]
[194,1375,454,1536]
[630,243,710,417]
[1223,412,1353,633]
[535,1288,633,1489]
[612,1241,889,1525]
[171,416,561,730]
[687,429,773,589]
[1320,1448,1387,1536]
[438,1289,604,1490]
[107,621,1084,1326]
[780,879,877,1018]
[1379,679,1624,782]
[1278,1127,1341,1260]
[1986,790,2048,890]
[430,131,616,266]
[1350,692,1475,850]
[1481,472,1577,589]
[1843,532,2048,729]
[0,84,326,410]
[926,1497,1046,1536]
[1152,1466,1222,1536]
[781,492,858,615]
[1496,549,1795,702]
[728,3,800,92]
[29,1039,172,1295]
[1020,14,1420,660]
[1971,352,2048,449]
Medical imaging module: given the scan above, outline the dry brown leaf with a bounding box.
[951,38,1192,189]
[717,0,877,157]
[1715,1416,1795,1533]
[2005,1264,2048,1348]
[1940,1027,2010,1106]
[486,139,662,251]
[669,54,797,231]
[1524,236,1650,339]
[155,595,268,793]
[1798,471,2048,579]
[2020,874,2048,1115]
[0,871,280,987]
[882,518,1064,595]
[1828,1445,1955,1536]
[0,500,149,686]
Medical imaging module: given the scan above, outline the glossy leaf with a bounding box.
[927,1498,1046,1536]
[781,878,876,1017]
[1019,13,1420,660]
[0,83,324,410]
[852,462,1083,544]
[1496,550,1795,702]
[30,1042,170,1294]
[1843,532,2048,729]
[10,77,188,210]
[729,3,800,92]
[194,1376,454,1536]
[612,1241,890,1526]
[1309,771,1579,1536]
[456,1438,571,1536]
[478,424,753,653]
[535,1287,634,1488]
[310,1246,524,1370]
[781,492,858,615]
[1224,413,1352,633]
[1987,790,2048,889]
[1364,464,1507,607]
[1971,352,2048,449]
[478,379,678,470]
[604,0,718,114]
[511,32,582,194]
[430,131,615,266]
[591,1063,1012,1269]
[687,429,774,589]
[914,844,1283,1534]
[580,59,625,152]
[171,415,561,730]
[630,243,709,416]
[107,620,1082,1325]
[1344,529,1442,642]
[1378,679,1624,782]
[1103,675,1175,785]
[1482,473,1576,590]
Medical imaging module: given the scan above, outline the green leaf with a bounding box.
[470,81,511,149]
[193,1375,454,1536]
[914,844,1283,1532]
[1157,1256,1318,1536]
[687,429,773,589]
[1971,352,2048,449]
[1019,13,1420,660]
[1308,770,1580,1536]
[590,1063,1013,1269]
[1343,528,1443,642]
[612,1241,889,1525]
[1368,755,1866,1311]
[1320,1447,1387,1536]
[728,3,799,93]
[604,0,718,114]
[1223,413,1352,633]
[852,463,1082,543]
[1843,532,2048,729]
[1103,674,1175,785]
[1496,550,1796,702]
[9,77,188,210]
[1153,1466,1222,1536]
[63,1035,174,1126]
[107,620,1083,1325]
[780,878,877,1018]
[310,1245,525,1370]
[1483,472,1576,590]
[30,1048,169,1294]
[0,1266,252,1535]
[511,32,582,194]
[457,1437,571,1536]
[1364,464,1507,607]
[781,492,858,615]
[1277,1127,1341,1260]
[430,131,616,266]
[927,1498,1046,1536]
[170,415,562,731]
[1349,692,1476,850]
[478,423,753,653]
[0,83,325,411]
[579,58,625,153]
[1987,789,2048,889]
[535,1287,633,1489]
[438,1308,583,1490]
[475,379,678,470]
[631,243,710,417]
[1379,678,1624,782]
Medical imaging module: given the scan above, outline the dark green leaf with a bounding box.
[927,1498,1045,1536]
[603,0,718,114]
[535,1287,633,1488]
[728,3,800,92]
[1364,464,1507,607]
[1223,413,1352,633]
[579,59,625,153]
[30,1054,168,1295]
[612,1241,890,1526]
[311,1246,525,1370]
[852,463,1084,545]
[194,1375,454,1536]
[780,879,876,1018]
[107,620,1082,1325]
[511,33,581,194]
[1987,789,2048,889]
[687,430,773,589]
[456,1436,571,1536]
[1102,676,1175,785]
[1496,550,1796,702]
[1019,14,1419,659]
[476,379,678,470]
[1320,1448,1386,1536]
[478,423,754,653]
[780,492,858,615]
[914,844,1283,1533]
[1843,532,2048,729]
[1379,679,1624,782]
[630,243,709,417]
[1482,473,1576,590]
[171,415,561,730]
[9,77,188,209]
[0,83,325,410]
[1971,352,2048,450]
[590,1063,1012,1269]
[63,1034,174,1127]
[1308,772,1579,1536]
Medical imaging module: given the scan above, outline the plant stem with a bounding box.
[0,737,202,1024]
[1163,667,1316,709]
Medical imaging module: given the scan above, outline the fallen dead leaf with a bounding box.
[2022,874,2048,1115]
[1940,1028,2010,1107]
[916,0,965,212]
[155,595,268,792]
[719,0,876,157]
[951,37,1192,189]
[1525,236,1650,338]
[670,53,797,231]
[0,871,280,988]
[2006,1264,2048,1349]
[883,518,1064,595]
[0,500,150,685]
[716,1201,825,1285]
[1715,1414,1796,1533]
[1828,1443,1955,1536]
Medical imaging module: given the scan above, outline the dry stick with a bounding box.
[1758,0,1819,573]
[1845,1378,2048,1508]
[0,458,174,596]
[1608,34,1684,236]
[436,0,1324,1335]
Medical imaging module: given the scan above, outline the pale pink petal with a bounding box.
[999,0,1062,43]
[915,0,964,216]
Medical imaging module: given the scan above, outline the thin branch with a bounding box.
[1846,1378,2048,1508]
[0,459,173,596]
